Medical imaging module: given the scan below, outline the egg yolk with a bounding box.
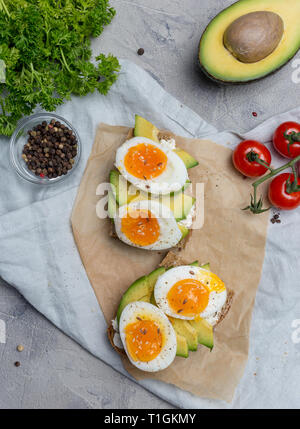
[121,209,160,246]
[124,143,167,180]
[167,279,209,317]
[125,319,163,362]
[197,272,226,293]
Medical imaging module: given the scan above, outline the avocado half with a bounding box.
[198,0,300,84]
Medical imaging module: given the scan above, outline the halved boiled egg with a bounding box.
[114,199,183,250]
[154,266,227,321]
[119,301,177,372]
[115,137,188,195]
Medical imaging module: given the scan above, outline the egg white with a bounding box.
[115,137,188,195]
[119,302,177,372]
[154,266,227,321]
[114,199,183,250]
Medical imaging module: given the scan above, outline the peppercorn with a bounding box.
[270,212,281,224]
[22,119,78,179]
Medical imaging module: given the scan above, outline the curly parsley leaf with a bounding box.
[0,0,119,136]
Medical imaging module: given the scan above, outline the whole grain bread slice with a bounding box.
[107,324,126,357]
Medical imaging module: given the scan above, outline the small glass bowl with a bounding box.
[10,113,82,185]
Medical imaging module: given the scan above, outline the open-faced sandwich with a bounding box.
[108,116,199,250]
[108,252,234,372]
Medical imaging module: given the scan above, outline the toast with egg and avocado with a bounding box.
[108,115,198,251]
[108,252,234,368]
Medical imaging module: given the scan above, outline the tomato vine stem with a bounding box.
[244,154,300,214]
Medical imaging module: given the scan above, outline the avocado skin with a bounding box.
[198,0,300,84]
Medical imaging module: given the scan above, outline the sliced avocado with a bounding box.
[198,0,300,83]
[133,192,195,222]
[110,170,139,206]
[174,148,198,169]
[117,275,148,322]
[189,318,214,350]
[160,192,195,222]
[170,180,191,196]
[178,223,189,240]
[110,170,124,206]
[146,267,165,298]
[150,290,156,306]
[190,261,199,267]
[134,115,159,142]
[116,267,166,322]
[112,169,195,222]
[108,190,117,219]
[111,169,192,209]
[170,318,198,352]
[201,263,210,271]
[176,333,189,358]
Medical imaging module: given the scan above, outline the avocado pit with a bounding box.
[223,11,284,63]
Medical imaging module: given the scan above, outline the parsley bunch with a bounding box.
[0,0,120,136]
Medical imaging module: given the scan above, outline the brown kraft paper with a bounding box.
[71,123,269,402]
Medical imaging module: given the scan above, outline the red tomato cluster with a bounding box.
[233,122,300,211]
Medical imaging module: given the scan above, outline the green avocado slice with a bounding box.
[170,318,198,352]
[109,170,139,206]
[134,115,160,142]
[108,190,117,220]
[174,148,199,169]
[189,318,214,350]
[116,267,166,323]
[176,333,189,358]
[116,275,149,323]
[200,262,210,271]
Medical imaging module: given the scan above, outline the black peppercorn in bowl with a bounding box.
[10,113,82,185]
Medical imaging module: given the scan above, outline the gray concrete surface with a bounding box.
[0,0,299,409]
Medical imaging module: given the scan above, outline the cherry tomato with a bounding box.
[268,173,300,210]
[232,140,272,178]
[273,121,300,159]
